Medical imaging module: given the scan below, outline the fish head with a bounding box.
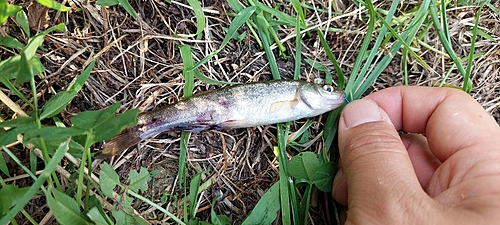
[299,83,346,111]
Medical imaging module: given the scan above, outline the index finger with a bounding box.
[365,86,500,162]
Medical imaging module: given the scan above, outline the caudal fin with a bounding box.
[96,128,141,158]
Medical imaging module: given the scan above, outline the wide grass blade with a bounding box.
[176,0,205,38]
[180,44,196,222]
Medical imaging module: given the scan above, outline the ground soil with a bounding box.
[1,0,500,224]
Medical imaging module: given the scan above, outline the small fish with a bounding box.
[99,80,345,157]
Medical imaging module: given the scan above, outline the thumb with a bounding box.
[334,99,427,222]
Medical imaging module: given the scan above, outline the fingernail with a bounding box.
[342,99,383,128]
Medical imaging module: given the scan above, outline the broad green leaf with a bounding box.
[121,195,134,213]
[16,50,37,85]
[30,57,45,76]
[0,116,34,128]
[99,162,120,198]
[210,195,230,225]
[40,90,77,119]
[0,0,21,24]
[0,185,30,213]
[112,210,133,225]
[128,167,150,193]
[68,60,95,93]
[23,127,85,144]
[0,124,38,146]
[0,55,21,80]
[15,10,30,37]
[116,0,137,19]
[29,138,84,155]
[288,152,321,183]
[212,213,230,225]
[241,182,280,225]
[87,195,113,225]
[0,36,24,49]
[93,108,139,142]
[22,34,45,63]
[313,162,336,192]
[95,0,119,6]
[112,209,149,225]
[15,23,65,85]
[86,207,110,225]
[189,173,202,218]
[47,188,91,225]
[36,0,69,11]
[188,218,211,225]
[39,60,94,120]
[72,103,121,130]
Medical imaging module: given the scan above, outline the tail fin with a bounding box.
[95,128,141,158]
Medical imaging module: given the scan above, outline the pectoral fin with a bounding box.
[217,119,250,130]
[270,98,299,112]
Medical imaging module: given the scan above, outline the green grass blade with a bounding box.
[180,44,197,222]
[375,10,431,70]
[291,0,303,80]
[0,150,9,176]
[189,6,256,72]
[189,173,202,218]
[180,45,195,98]
[47,188,92,224]
[276,123,292,224]
[127,190,186,225]
[464,5,483,93]
[226,0,243,12]
[317,29,345,89]
[429,0,467,87]
[116,0,137,19]
[0,138,71,225]
[176,0,205,38]
[36,0,70,12]
[241,182,280,224]
[249,0,304,28]
[15,10,30,37]
[255,13,280,80]
[0,1,22,24]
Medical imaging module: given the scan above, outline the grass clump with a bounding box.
[1,0,497,224]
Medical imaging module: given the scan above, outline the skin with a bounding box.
[332,86,500,224]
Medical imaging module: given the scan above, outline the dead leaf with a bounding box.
[27,1,50,30]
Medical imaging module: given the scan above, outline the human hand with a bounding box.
[332,86,500,224]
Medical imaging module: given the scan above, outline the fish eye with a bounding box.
[323,85,334,93]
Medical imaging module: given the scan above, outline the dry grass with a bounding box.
[1,0,499,224]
